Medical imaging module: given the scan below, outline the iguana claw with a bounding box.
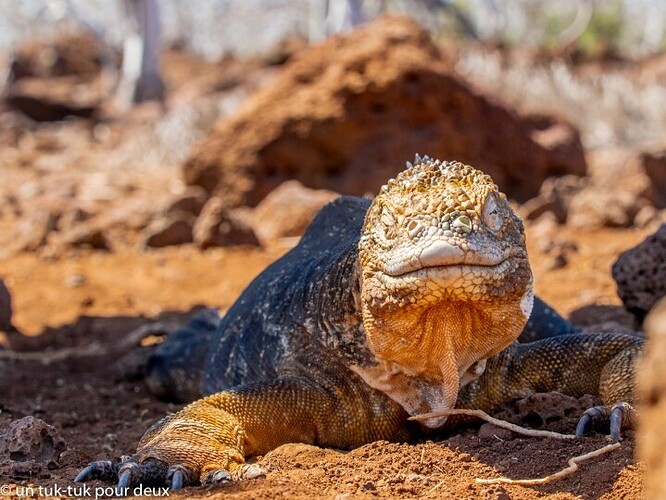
[610,402,635,443]
[74,460,119,482]
[166,464,196,490]
[575,413,593,438]
[575,402,636,443]
[170,470,183,490]
[116,469,132,497]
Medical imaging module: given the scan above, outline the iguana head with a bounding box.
[356,156,533,427]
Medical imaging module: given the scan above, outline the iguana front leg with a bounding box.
[76,374,412,493]
[458,332,644,442]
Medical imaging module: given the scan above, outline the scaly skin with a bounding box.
[458,332,643,411]
[76,157,643,492]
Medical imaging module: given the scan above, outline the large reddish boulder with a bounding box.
[250,180,339,246]
[4,77,100,121]
[183,15,586,207]
[4,30,109,121]
[641,147,666,208]
[523,147,665,229]
[7,30,105,82]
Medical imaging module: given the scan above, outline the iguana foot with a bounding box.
[75,457,177,496]
[575,402,636,443]
[75,457,265,495]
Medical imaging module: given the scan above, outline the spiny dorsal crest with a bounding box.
[381,155,496,197]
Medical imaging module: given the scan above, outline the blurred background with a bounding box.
[2,0,666,145]
[0,0,665,323]
[1,0,665,324]
[2,0,666,58]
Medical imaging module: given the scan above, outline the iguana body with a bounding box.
[77,158,643,491]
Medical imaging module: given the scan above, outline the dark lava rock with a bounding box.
[0,417,67,478]
[613,224,666,323]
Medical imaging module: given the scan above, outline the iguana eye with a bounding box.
[483,194,503,232]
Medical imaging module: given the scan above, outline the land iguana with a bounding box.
[76,157,643,493]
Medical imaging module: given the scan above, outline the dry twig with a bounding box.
[410,408,576,440]
[475,442,621,485]
[410,408,622,487]
[425,480,445,495]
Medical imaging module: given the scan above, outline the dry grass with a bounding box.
[456,46,666,150]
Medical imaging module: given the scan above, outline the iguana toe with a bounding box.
[200,464,265,485]
[118,458,168,494]
[170,469,183,490]
[202,469,232,485]
[166,464,197,490]
[575,402,636,443]
[609,402,636,443]
[116,468,132,496]
[234,463,266,480]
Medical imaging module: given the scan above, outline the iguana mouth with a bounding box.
[386,240,511,278]
[388,259,512,280]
